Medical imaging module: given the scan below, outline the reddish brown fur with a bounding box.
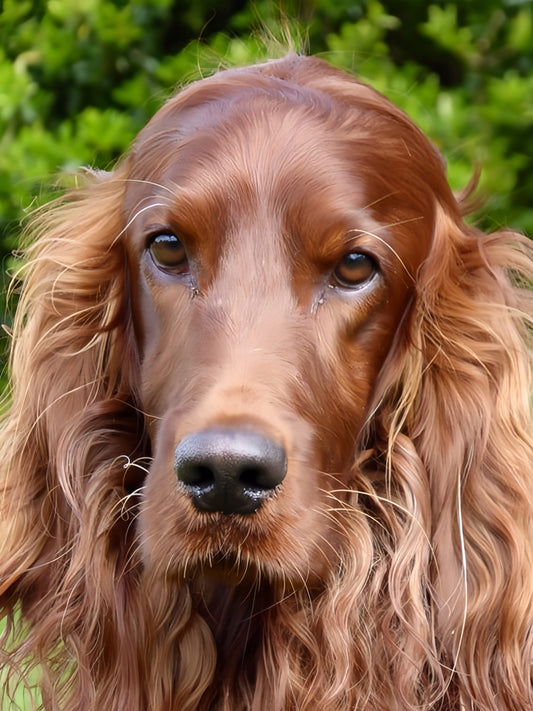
[1,55,532,710]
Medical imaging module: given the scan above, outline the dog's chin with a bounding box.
[186,555,329,595]
[163,548,302,590]
[193,554,265,587]
[145,532,329,591]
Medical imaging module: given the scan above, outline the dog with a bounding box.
[1,54,532,710]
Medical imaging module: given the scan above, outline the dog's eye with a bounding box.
[149,233,188,272]
[334,252,377,288]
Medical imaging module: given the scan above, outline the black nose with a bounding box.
[174,428,287,515]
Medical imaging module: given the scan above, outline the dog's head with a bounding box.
[118,56,461,586]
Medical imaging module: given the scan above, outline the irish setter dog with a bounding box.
[1,55,532,710]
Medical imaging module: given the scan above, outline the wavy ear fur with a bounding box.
[370,200,533,708]
[0,169,149,708]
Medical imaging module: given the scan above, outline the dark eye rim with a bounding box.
[332,251,379,289]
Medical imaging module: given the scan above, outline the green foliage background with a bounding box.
[0,0,532,370]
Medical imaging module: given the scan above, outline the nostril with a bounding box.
[239,466,264,488]
[181,463,215,488]
[174,428,287,515]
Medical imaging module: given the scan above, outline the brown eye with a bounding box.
[334,252,377,288]
[149,233,188,272]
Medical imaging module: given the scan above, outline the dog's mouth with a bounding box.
[184,509,278,559]
[164,508,333,590]
[144,505,316,587]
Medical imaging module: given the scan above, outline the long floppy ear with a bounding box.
[0,169,147,704]
[375,201,533,707]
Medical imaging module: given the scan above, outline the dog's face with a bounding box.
[123,69,443,586]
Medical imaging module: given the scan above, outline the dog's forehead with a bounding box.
[127,70,449,219]
[130,82,345,181]
[126,86,368,230]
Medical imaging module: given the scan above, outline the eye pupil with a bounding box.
[149,233,188,272]
[334,252,376,288]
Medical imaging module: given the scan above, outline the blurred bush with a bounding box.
[0,0,531,380]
